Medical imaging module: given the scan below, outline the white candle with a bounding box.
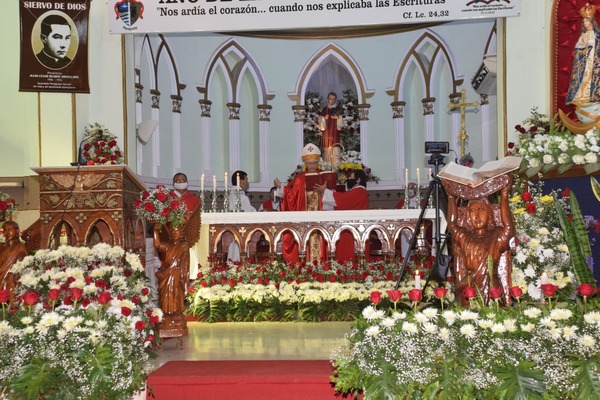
[236,172,241,189]
[428,168,432,183]
[415,273,421,289]
[213,175,216,192]
[416,168,420,188]
[224,172,228,191]
[404,168,408,187]
[541,272,548,285]
[201,174,205,192]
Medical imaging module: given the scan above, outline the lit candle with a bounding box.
[415,273,421,289]
[416,168,420,188]
[212,175,216,192]
[224,172,228,191]
[428,168,432,183]
[200,174,205,192]
[236,172,240,189]
[541,272,548,285]
[404,168,409,187]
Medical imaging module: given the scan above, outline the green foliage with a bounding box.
[11,358,65,400]
[571,355,600,400]
[554,194,596,285]
[495,360,547,400]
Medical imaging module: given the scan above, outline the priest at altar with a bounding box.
[274,143,327,263]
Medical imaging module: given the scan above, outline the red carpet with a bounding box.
[146,360,344,399]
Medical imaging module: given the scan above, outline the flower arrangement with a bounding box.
[81,123,124,165]
[338,150,380,184]
[0,191,17,219]
[331,292,600,399]
[0,244,162,400]
[186,255,452,322]
[135,185,189,227]
[508,108,600,176]
[303,91,324,147]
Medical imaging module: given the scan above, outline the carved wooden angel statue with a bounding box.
[442,173,516,306]
[153,204,201,338]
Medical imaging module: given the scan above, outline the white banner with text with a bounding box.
[108,0,521,34]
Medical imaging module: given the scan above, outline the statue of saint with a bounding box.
[319,92,343,164]
[0,221,28,302]
[445,174,515,306]
[567,3,600,106]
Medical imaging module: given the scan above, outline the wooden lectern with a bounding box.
[30,165,147,252]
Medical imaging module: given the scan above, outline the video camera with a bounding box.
[424,141,449,154]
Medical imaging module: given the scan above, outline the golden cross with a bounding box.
[450,89,479,157]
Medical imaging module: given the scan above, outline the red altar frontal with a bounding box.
[195,209,443,264]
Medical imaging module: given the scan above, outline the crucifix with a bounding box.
[450,89,479,157]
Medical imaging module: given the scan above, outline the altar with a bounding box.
[194,208,444,266]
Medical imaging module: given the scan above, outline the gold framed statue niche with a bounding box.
[31,166,147,253]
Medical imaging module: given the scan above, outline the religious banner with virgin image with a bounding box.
[19,0,90,93]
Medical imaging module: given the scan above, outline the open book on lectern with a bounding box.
[438,156,522,187]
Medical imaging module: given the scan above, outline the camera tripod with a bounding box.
[394,153,452,290]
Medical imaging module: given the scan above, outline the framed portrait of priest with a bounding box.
[19,1,90,93]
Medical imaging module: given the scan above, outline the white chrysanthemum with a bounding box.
[580,334,596,348]
[460,324,476,338]
[527,238,540,249]
[422,308,438,320]
[523,266,536,278]
[524,307,542,319]
[414,312,428,324]
[537,227,549,235]
[422,322,437,334]
[540,317,557,329]
[550,308,573,321]
[21,316,34,325]
[442,310,458,325]
[515,252,527,264]
[503,318,518,333]
[549,327,562,339]
[365,325,380,336]
[584,311,600,325]
[527,284,543,301]
[458,310,479,321]
[381,318,396,329]
[557,244,569,253]
[119,299,135,310]
[563,326,578,339]
[402,322,418,335]
[392,311,407,321]
[439,327,450,339]
[38,312,62,327]
[24,326,35,335]
[491,323,507,334]
[520,323,535,333]
[63,315,85,331]
[478,319,494,329]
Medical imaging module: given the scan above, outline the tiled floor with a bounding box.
[151,321,353,369]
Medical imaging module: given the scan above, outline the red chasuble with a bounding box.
[332,186,369,263]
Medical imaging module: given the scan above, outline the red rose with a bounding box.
[541,283,559,297]
[577,283,595,297]
[98,291,112,305]
[156,191,168,203]
[22,291,40,306]
[161,208,171,217]
[408,289,422,303]
[63,296,73,306]
[134,200,143,208]
[108,139,117,147]
[81,298,91,308]
[141,287,150,296]
[509,286,523,299]
[561,187,570,198]
[433,287,448,299]
[95,279,108,289]
[507,142,515,149]
[142,191,150,200]
[131,295,140,304]
[369,291,382,305]
[521,191,532,202]
[170,200,180,210]
[525,202,536,214]
[0,290,9,303]
[121,307,132,317]
[489,287,503,300]
[149,316,159,324]
[84,143,91,151]
[228,279,236,288]
[69,287,83,301]
[144,202,155,212]
[464,287,477,299]
[47,288,61,301]
[0,202,7,212]
[135,320,146,331]
[386,290,402,302]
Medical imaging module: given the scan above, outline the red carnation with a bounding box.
[489,287,503,300]
[142,191,150,200]
[121,307,132,317]
[509,286,523,299]
[47,288,61,301]
[577,283,595,297]
[541,283,559,297]
[98,291,112,305]
[386,289,402,302]
[170,200,180,210]
[156,191,168,203]
[525,202,536,214]
[408,288,422,303]
[369,291,382,305]
[144,202,155,212]
[135,320,146,331]
[521,191,532,202]
[433,287,448,299]
[141,287,150,296]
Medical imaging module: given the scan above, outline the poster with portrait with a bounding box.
[19,0,90,93]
